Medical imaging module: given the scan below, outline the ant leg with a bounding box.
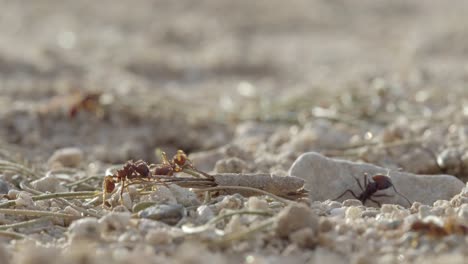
[334,189,360,201]
[372,194,394,197]
[368,197,382,207]
[119,178,126,205]
[352,174,365,192]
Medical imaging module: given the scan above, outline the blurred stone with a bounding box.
[274,203,319,238]
[138,204,186,225]
[0,180,9,194]
[48,147,84,168]
[31,174,67,193]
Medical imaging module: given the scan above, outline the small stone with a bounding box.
[48,147,84,168]
[68,218,102,240]
[274,203,319,238]
[145,229,172,245]
[225,215,247,234]
[458,204,468,224]
[98,212,131,232]
[15,191,34,207]
[246,196,269,211]
[63,206,81,217]
[342,199,362,207]
[121,192,132,210]
[418,205,431,219]
[140,186,177,205]
[168,184,200,207]
[0,180,9,194]
[289,227,316,248]
[138,204,186,225]
[325,201,342,209]
[31,175,67,193]
[329,207,345,217]
[196,205,215,223]
[7,189,19,199]
[319,218,334,232]
[437,148,462,175]
[380,204,395,214]
[345,206,362,220]
[361,210,379,218]
[215,195,243,211]
[289,152,465,206]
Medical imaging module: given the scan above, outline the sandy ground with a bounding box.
[1,1,468,263]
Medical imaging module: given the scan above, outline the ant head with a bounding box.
[372,174,393,190]
[103,176,116,193]
[173,150,187,166]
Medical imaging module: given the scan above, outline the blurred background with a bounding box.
[1,0,468,178]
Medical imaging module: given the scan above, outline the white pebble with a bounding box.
[197,205,215,223]
[246,196,269,211]
[345,206,362,220]
[31,175,67,193]
[274,203,319,238]
[99,212,131,232]
[68,218,102,240]
[15,192,34,207]
[47,147,84,168]
[145,229,172,245]
[168,184,200,207]
[63,206,81,217]
[122,192,132,210]
[329,208,346,217]
[289,227,316,248]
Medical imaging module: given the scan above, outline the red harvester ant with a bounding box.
[103,159,152,207]
[102,150,212,207]
[334,170,412,207]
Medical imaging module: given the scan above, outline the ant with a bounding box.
[334,170,412,207]
[69,92,102,118]
[102,150,211,207]
[102,159,152,207]
[152,150,212,178]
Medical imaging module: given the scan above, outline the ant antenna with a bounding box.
[386,168,412,207]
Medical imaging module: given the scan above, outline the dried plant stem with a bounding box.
[194,186,292,205]
[0,208,78,219]
[66,175,102,188]
[0,191,99,208]
[0,216,53,230]
[182,210,273,234]
[0,160,39,178]
[0,230,26,240]
[19,181,101,218]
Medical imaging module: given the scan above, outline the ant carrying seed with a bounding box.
[102,159,152,207]
[334,170,412,207]
[102,150,212,207]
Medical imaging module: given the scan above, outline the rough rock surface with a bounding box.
[289,152,465,206]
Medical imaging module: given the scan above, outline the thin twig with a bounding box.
[0,230,26,239]
[0,191,99,208]
[0,208,78,219]
[0,217,53,230]
[65,175,102,188]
